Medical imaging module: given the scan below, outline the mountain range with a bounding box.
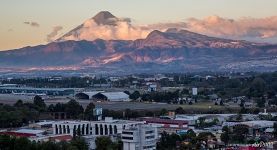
[1,11,277,73]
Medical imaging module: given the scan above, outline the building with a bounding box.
[122,124,158,150]
[148,84,157,92]
[75,91,130,102]
[0,87,80,96]
[52,118,144,150]
[143,118,188,129]
[75,91,104,99]
[0,129,73,143]
[192,88,198,96]
[52,117,142,137]
[95,92,129,102]
[0,129,45,138]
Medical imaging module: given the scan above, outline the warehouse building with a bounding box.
[75,91,130,102]
[0,87,81,96]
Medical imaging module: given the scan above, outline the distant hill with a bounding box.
[1,11,277,73]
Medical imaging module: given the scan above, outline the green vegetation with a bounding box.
[0,96,96,128]
[0,96,45,128]
[220,125,250,144]
[0,135,88,150]
[95,136,122,150]
[157,130,218,150]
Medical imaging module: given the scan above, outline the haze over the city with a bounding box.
[1,0,277,50]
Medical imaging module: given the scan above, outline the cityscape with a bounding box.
[1,1,277,150]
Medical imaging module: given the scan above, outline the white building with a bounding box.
[122,124,158,150]
[52,118,142,137]
[148,84,157,92]
[52,118,144,150]
[192,88,198,96]
[75,91,130,102]
[100,92,130,102]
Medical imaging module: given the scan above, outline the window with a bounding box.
[67,125,70,134]
[104,125,108,135]
[145,130,154,134]
[95,124,99,135]
[122,136,133,140]
[143,145,154,149]
[122,131,133,135]
[114,125,117,134]
[100,124,103,135]
[146,135,155,139]
[109,125,113,134]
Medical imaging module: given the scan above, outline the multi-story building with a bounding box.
[122,124,158,150]
[52,117,142,137]
[52,118,145,150]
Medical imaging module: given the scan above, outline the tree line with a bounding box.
[0,135,88,150]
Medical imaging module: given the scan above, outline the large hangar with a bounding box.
[75,91,130,102]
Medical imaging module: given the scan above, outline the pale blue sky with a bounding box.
[1,0,277,50]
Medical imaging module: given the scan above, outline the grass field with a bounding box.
[0,94,240,113]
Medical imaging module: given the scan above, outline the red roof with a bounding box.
[0,132,36,138]
[49,135,72,141]
[239,146,258,150]
[143,118,188,125]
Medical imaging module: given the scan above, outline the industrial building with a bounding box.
[0,87,81,96]
[75,91,130,102]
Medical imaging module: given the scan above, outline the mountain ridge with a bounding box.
[1,29,277,73]
[1,11,277,73]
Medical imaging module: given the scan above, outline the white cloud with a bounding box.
[47,26,63,42]
[59,16,277,43]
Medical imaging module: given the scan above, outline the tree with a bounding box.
[181,89,189,95]
[14,137,32,150]
[220,100,224,106]
[273,123,277,138]
[232,125,249,143]
[157,132,181,149]
[175,107,184,114]
[249,77,266,98]
[14,100,24,107]
[33,95,46,111]
[95,136,113,150]
[196,132,216,149]
[187,129,196,138]
[123,91,130,95]
[110,141,123,150]
[221,126,230,146]
[159,108,168,116]
[129,91,140,100]
[240,107,248,114]
[84,102,95,120]
[256,97,266,108]
[65,100,84,119]
[70,137,88,150]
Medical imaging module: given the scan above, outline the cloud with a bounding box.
[184,16,277,40]
[23,21,40,27]
[46,26,63,42]
[59,16,277,43]
[60,18,150,41]
[7,29,13,32]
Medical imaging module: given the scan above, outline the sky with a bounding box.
[1,0,277,51]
